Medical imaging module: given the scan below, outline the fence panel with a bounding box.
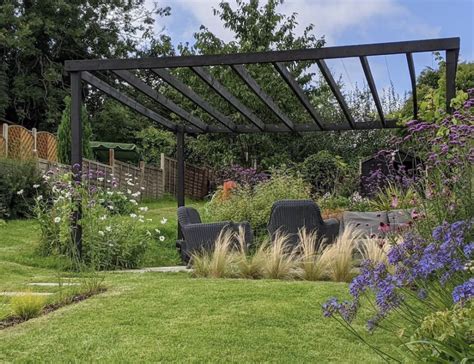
[36,132,58,162]
[0,136,5,157]
[8,125,34,160]
[161,155,209,200]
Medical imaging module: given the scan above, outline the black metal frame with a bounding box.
[66,38,460,252]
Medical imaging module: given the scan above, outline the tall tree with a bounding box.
[0,0,168,130]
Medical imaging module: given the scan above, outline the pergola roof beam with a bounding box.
[316,60,356,129]
[406,53,418,119]
[81,72,180,132]
[112,70,208,132]
[65,38,460,72]
[191,66,265,131]
[273,62,324,130]
[360,56,385,127]
[231,64,295,131]
[151,68,235,131]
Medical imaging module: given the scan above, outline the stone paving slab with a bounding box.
[28,282,81,287]
[110,266,192,274]
[1,291,53,296]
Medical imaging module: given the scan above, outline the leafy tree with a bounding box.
[135,127,176,164]
[91,100,150,143]
[0,0,168,130]
[57,96,92,164]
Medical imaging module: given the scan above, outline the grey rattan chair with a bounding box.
[267,200,339,247]
[177,206,253,263]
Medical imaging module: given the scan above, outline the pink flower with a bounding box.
[378,222,391,233]
[390,195,399,208]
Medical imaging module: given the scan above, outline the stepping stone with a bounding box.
[1,292,53,296]
[110,266,192,273]
[28,282,80,287]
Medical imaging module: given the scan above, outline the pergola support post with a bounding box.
[176,126,185,239]
[70,71,83,258]
[446,49,457,113]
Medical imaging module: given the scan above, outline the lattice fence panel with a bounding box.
[37,132,58,162]
[8,125,34,160]
[0,136,5,157]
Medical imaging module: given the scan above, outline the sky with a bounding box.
[145,0,474,98]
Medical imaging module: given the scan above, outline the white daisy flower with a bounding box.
[130,213,137,218]
[33,184,40,189]
[155,229,160,234]
[139,207,148,212]
[98,231,105,236]
[54,217,61,223]
[159,236,165,242]
[36,195,43,201]
[160,217,168,224]
[17,189,24,195]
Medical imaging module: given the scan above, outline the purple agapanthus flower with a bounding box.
[452,279,474,304]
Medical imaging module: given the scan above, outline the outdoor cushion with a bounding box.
[339,211,389,237]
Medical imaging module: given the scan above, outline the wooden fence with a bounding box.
[161,154,209,199]
[1,123,58,161]
[1,123,210,200]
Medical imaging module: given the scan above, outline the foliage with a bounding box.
[212,165,269,188]
[205,170,310,236]
[323,220,473,362]
[92,100,150,143]
[57,96,93,164]
[10,293,45,320]
[134,126,176,164]
[0,0,167,130]
[369,183,418,211]
[300,150,348,195]
[409,301,473,361]
[0,158,47,219]
[31,170,166,270]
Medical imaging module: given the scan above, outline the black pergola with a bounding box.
[65,37,460,252]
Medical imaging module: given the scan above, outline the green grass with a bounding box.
[0,197,396,362]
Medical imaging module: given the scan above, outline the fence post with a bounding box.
[2,124,8,157]
[32,128,37,158]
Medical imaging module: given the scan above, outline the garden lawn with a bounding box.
[0,197,395,363]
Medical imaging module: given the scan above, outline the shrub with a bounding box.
[369,183,418,211]
[300,150,347,195]
[33,169,162,270]
[10,293,45,320]
[212,165,269,188]
[205,170,310,237]
[0,158,47,219]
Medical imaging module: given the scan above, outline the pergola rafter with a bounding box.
[66,37,460,253]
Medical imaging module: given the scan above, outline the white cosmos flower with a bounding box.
[139,207,148,212]
[108,205,114,210]
[105,226,112,232]
[17,189,24,195]
[98,231,105,236]
[159,236,165,242]
[160,217,167,224]
[130,213,137,218]
[54,217,61,223]
[33,184,40,189]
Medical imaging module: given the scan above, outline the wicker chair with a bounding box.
[267,200,339,247]
[177,206,253,263]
